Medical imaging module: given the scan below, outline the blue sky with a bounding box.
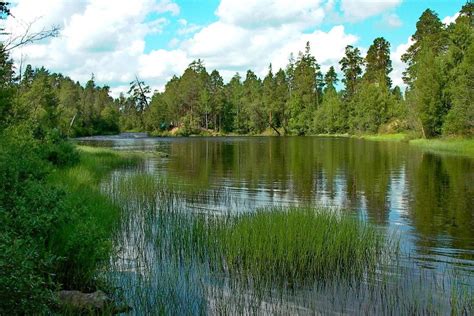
[4,0,465,96]
[147,0,463,53]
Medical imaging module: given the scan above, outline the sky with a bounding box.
[2,0,465,97]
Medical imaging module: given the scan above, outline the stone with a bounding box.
[58,290,110,310]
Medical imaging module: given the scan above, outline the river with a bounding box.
[77,133,474,314]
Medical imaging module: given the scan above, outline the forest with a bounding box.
[0,2,472,314]
[2,4,471,139]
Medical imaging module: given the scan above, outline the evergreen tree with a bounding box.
[18,72,59,137]
[178,60,209,132]
[408,50,446,138]
[314,68,344,133]
[339,45,364,99]
[21,64,34,88]
[288,42,322,135]
[442,3,474,136]
[262,64,276,128]
[443,40,474,136]
[242,70,264,133]
[349,83,395,133]
[209,70,225,131]
[324,66,338,90]
[227,73,244,132]
[402,9,447,88]
[0,45,14,126]
[274,69,289,132]
[364,37,393,88]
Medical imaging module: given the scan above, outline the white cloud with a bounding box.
[177,19,202,36]
[4,0,399,96]
[138,49,188,80]
[340,0,402,22]
[442,12,459,25]
[384,13,402,28]
[390,37,413,89]
[154,0,180,16]
[5,0,180,92]
[184,1,357,80]
[216,0,325,29]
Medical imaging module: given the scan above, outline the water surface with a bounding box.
[77,134,474,313]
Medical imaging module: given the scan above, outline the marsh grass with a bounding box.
[410,137,474,157]
[47,146,141,290]
[100,169,474,314]
[204,207,396,285]
[360,133,409,142]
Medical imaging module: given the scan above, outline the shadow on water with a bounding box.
[77,134,474,314]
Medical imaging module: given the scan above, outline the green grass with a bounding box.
[193,207,398,284]
[103,170,473,314]
[106,173,398,285]
[359,133,409,142]
[48,146,141,290]
[410,138,474,157]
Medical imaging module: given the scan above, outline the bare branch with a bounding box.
[1,9,60,52]
[2,22,60,52]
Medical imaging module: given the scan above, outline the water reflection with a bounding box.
[77,135,474,265]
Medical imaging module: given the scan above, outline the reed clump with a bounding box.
[206,207,396,284]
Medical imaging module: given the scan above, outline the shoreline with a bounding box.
[99,131,474,158]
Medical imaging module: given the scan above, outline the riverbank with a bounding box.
[409,138,474,157]
[47,146,141,312]
[48,146,141,291]
[355,134,474,157]
[146,128,474,158]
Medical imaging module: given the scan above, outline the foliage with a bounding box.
[364,37,393,88]
[15,69,120,137]
[339,45,364,99]
[443,6,474,136]
[0,128,66,314]
[0,128,139,313]
[117,5,470,139]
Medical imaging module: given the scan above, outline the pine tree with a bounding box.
[364,37,393,88]
[402,9,447,88]
[288,42,322,135]
[242,70,264,133]
[339,45,364,99]
[324,66,338,90]
[262,64,276,128]
[314,67,344,133]
[227,73,244,132]
[274,69,289,133]
[209,70,225,131]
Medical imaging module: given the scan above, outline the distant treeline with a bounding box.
[1,3,472,138]
[122,4,473,138]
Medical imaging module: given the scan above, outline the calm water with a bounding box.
[77,133,474,313]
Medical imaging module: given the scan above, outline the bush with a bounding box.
[0,130,63,314]
[41,129,80,167]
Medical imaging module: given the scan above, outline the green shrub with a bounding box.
[0,131,62,314]
[41,129,80,167]
[0,129,136,313]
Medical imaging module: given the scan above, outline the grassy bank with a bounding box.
[48,146,141,291]
[409,138,474,157]
[357,133,409,142]
[351,133,474,157]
